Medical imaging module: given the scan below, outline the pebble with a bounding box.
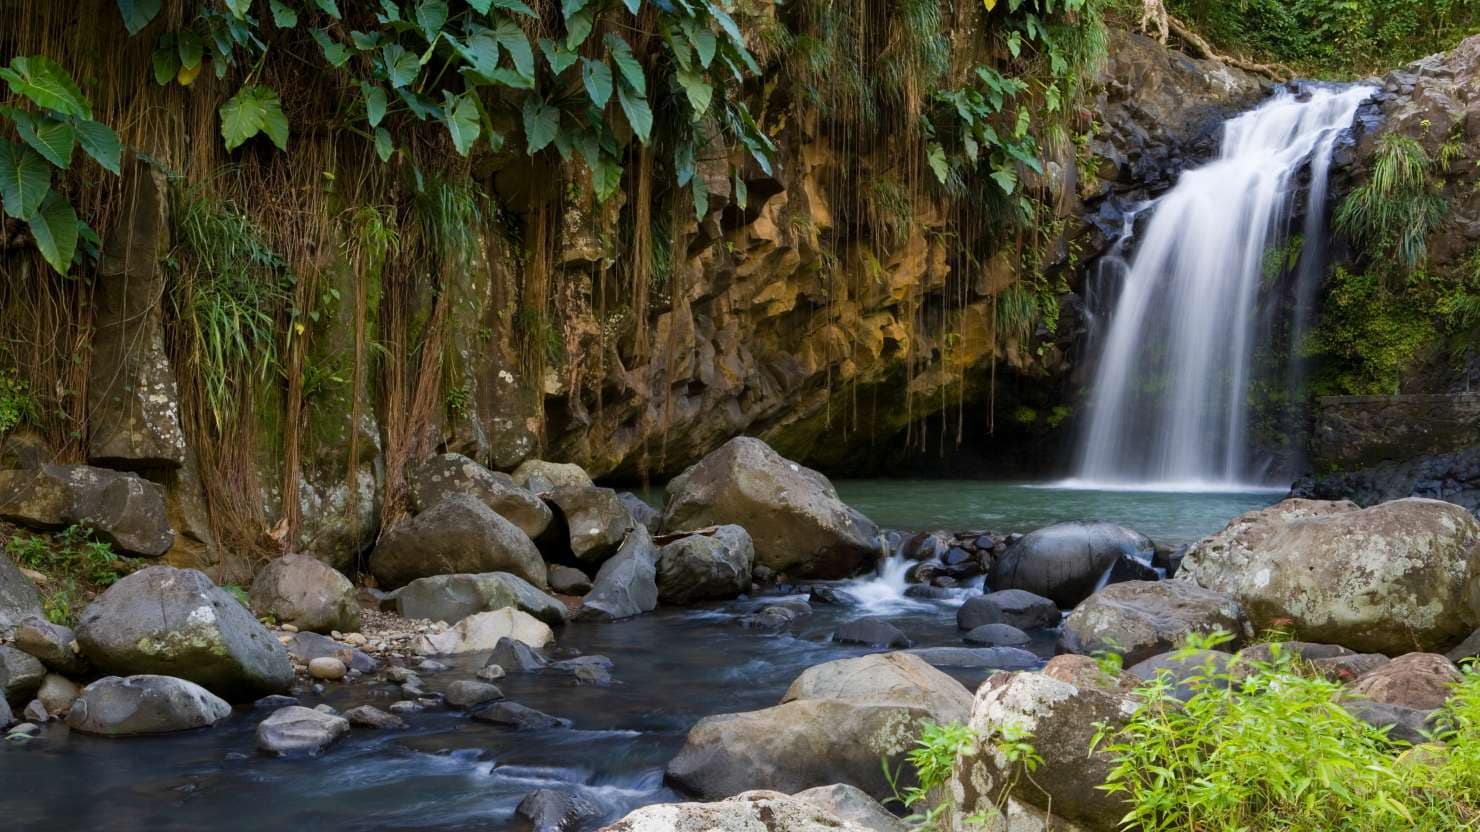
[344,705,405,730]
[308,657,348,681]
[418,659,449,673]
[476,665,506,683]
[312,683,326,695]
[343,633,368,647]
[281,624,299,633]
[385,667,419,684]
[22,701,49,723]
[444,680,504,709]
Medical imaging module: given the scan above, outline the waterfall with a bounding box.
[1072,85,1374,490]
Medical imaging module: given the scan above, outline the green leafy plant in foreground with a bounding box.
[5,524,139,625]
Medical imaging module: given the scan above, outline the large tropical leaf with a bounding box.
[219,85,290,151]
[442,91,481,156]
[0,56,90,118]
[0,139,51,219]
[604,34,645,95]
[14,112,75,169]
[616,82,651,144]
[581,58,613,108]
[493,21,534,81]
[28,191,79,275]
[116,0,163,35]
[382,44,421,88]
[521,96,560,154]
[75,119,122,175]
[675,69,712,119]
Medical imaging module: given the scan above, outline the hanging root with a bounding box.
[1166,14,1297,83]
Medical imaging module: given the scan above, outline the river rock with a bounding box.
[547,563,592,595]
[906,646,1040,670]
[988,521,1154,608]
[411,453,553,540]
[946,671,1137,831]
[282,632,378,673]
[0,464,175,556]
[618,492,661,533]
[66,675,231,736]
[36,674,79,715]
[963,623,1030,646]
[14,617,88,675]
[655,525,755,604]
[470,700,571,729]
[1448,628,1480,663]
[344,705,405,729]
[511,459,593,492]
[1350,653,1461,710]
[486,636,550,673]
[791,784,908,832]
[0,697,10,729]
[248,554,360,634]
[370,494,548,590]
[660,437,881,580]
[832,618,911,648]
[1057,580,1248,666]
[1178,498,1480,653]
[256,705,349,756]
[668,652,967,800]
[1042,654,1141,693]
[414,608,553,655]
[957,589,1061,631]
[602,790,880,832]
[76,566,293,700]
[444,679,504,709]
[517,788,600,832]
[396,572,566,626]
[1127,649,1236,701]
[1341,699,1438,745]
[544,486,637,566]
[1311,653,1391,683]
[579,526,660,621]
[0,645,46,706]
[0,552,42,637]
[307,657,347,681]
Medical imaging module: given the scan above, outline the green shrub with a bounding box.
[5,524,139,625]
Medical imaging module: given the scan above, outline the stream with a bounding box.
[0,483,1278,831]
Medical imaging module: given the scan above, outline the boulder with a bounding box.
[486,636,550,673]
[1341,699,1437,745]
[655,525,755,604]
[547,563,592,595]
[517,788,601,832]
[947,671,1136,831]
[14,617,87,675]
[988,521,1154,608]
[668,652,968,800]
[396,572,566,626]
[0,552,42,637]
[65,675,231,736]
[602,790,880,832]
[791,784,908,832]
[414,608,553,655]
[307,657,347,681]
[256,705,350,756]
[76,565,294,700]
[343,705,405,729]
[579,526,660,621]
[1041,654,1140,693]
[544,486,636,566]
[906,647,1040,670]
[618,492,662,533]
[1057,581,1247,666]
[512,459,593,492]
[963,623,1030,647]
[0,645,46,706]
[0,464,174,556]
[369,494,548,590]
[470,700,571,729]
[1311,653,1391,683]
[444,679,504,709]
[660,438,881,579]
[832,618,911,649]
[1350,653,1462,710]
[248,554,360,634]
[411,453,553,540]
[36,674,79,715]
[957,589,1061,631]
[1127,649,1236,701]
[1178,498,1480,654]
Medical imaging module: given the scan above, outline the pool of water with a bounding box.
[0,482,1280,830]
[834,480,1283,545]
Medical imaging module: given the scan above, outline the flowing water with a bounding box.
[1,483,1276,831]
[1075,85,1374,489]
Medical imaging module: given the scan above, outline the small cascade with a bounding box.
[837,553,919,610]
[1073,85,1374,489]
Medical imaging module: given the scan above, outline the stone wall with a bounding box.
[1311,394,1480,471]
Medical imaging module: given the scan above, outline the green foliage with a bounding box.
[219,85,290,151]
[1306,266,1441,395]
[1095,632,1480,831]
[888,720,981,829]
[1169,0,1480,77]
[1336,133,1447,276]
[6,525,138,626]
[0,55,120,273]
[0,369,38,435]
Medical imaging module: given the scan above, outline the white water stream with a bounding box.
[1073,86,1374,489]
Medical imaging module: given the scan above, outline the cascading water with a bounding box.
[1072,85,1374,489]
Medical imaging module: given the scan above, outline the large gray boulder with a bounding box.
[0,552,42,637]
[666,652,968,800]
[411,453,553,540]
[661,438,881,580]
[0,644,46,707]
[957,589,1061,631]
[248,554,360,634]
[256,705,349,756]
[512,459,592,492]
[656,525,755,604]
[544,486,637,567]
[602,790,881,832]
[946,671,1137,832]
[0,464,174,556]
[76,565,293,700]
[988,521,1154,608]
[66,675,231,736]
[1178,498,1480,654]
[396,572,566,626]
[1058,580,1248,666]
[580,526,660,621]
[414,608,554,655]
[369,494,547,590]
